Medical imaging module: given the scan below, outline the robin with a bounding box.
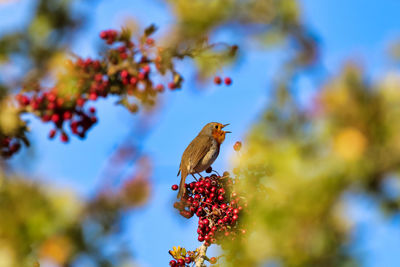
[177,122,231,199]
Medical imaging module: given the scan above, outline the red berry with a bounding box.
[214,76,222,85]
[138,72,146,80]
[93,60,101,70]
[19,95,30,106]
[47,102,56,110]
[177,259,185,266]
[10,143,21,152]
[169,260,177,267]
[51,113,60,123]
[130,77,138,85]
[209,257,217,264]
[233,141,242,151]
[89,107,96,114]
[154,84,164,92]
[198,235,204,242]
[56,98,64,107]
[146,38,155,46]
[2,138,10,146]
[31,101,40,110]
[95,73,103,82]
[63,111,72,120]
[85,58,92,66]
[76,98,85,107]
[42,114,51,122]
[49,129,57,139]
[118,46,126,53]
[185,257,191,264]
[120,70,129,79]
[168,82,176,90]
[89,93,97,101]
[99,31,107,39]
[171,184,178,191]
[224,77,232,85]
[142,65,151,73]
[120,53,128,59]
[61,133,69,143]
[47,92,56,102]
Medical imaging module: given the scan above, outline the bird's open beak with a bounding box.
[222,124,231,133]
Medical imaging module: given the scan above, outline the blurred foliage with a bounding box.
[166,0,317,78]
[0,161,151,267]
[0,0,84,156]
[0,0,82,89]
[222,65,400,266]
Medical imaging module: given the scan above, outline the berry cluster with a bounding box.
[16,92,97,142]
[169,257,192,267]
[168,247,194,267]
[172,172,246,247]
[0,121,29,158]
[168,246,217,267]
[1,136,21,158]
[15,26,183,143]
[4,25,238,158]
[214,76,232,86]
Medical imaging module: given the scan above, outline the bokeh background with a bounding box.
[1,0,400,266]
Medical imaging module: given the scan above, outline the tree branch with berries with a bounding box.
[169,142,245,267]
[2,25,236,158]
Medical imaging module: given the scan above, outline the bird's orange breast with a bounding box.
[212,130,226,144]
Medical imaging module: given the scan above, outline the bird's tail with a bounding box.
[177,169,187,199]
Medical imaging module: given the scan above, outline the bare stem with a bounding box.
[195,242,208,267]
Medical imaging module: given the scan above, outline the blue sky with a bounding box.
[2,0,400,266]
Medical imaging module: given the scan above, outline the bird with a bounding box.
[177,122,230,199]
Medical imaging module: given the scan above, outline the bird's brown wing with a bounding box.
[182,135,213,172]
[177,135,213,198]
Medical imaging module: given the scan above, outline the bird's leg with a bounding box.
[191,174,199,182]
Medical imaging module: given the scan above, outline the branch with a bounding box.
[195,242,208,267]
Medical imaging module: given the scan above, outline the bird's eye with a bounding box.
[215,125,218,129]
